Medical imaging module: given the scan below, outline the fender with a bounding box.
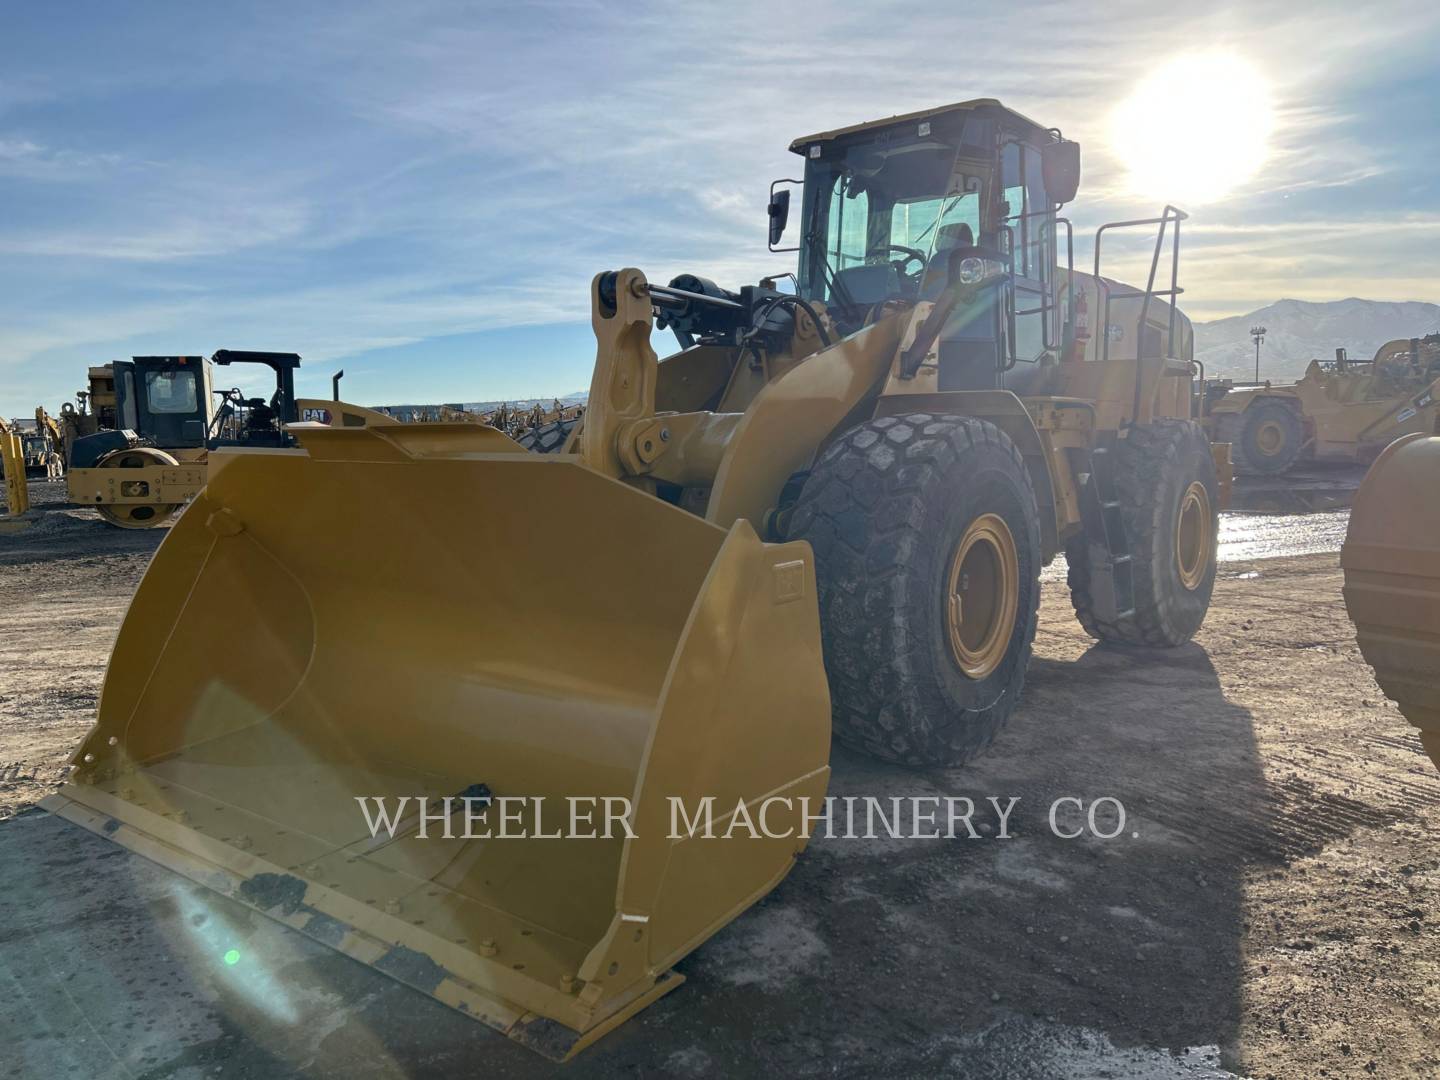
[873,387,1061,559]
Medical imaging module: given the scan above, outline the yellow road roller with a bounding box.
[62,352,305,528]
[44,99,1224,1058]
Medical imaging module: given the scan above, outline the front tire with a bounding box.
[1067,420,1218,646]
[788,414,1041,767]
[515,417,579,453]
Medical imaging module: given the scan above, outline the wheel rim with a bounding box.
[1175,481,1212,591]
[1255,419,1285,456]
[945,513,1020,680]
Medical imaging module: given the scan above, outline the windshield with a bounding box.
[802,139,987,305]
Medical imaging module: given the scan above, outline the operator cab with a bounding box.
[777,99,1079,390]
[109,351,301,450]
[113,356,215,448]
[69,350,304,468]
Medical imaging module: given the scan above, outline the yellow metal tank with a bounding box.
[1341,434,1440,770]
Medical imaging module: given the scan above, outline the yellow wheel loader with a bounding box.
[45,100,1223,1058]
[1200,334,1440,474]
[1343,433,1440,773]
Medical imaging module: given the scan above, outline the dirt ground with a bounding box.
[1,475,1436,1078]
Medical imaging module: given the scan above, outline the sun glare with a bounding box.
[1111,52,1275,205]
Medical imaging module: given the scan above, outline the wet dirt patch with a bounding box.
[2,486,1437,1077]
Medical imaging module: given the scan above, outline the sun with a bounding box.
[1110,52,1275,205]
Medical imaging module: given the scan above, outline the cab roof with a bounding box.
[789,98,1054,154]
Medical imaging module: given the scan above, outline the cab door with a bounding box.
[1001,141,1058,372]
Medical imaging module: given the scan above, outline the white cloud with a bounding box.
[4,0,1440,414]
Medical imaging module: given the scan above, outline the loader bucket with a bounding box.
[1342,433,1440,772]
[42,422,831,1059]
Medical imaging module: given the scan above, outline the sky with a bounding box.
[3,0,1440,416]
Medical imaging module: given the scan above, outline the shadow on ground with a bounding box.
[1,637,1285,1079]
[0,480,169,568]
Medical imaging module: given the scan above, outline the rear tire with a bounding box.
[1235,400,1303,474]
[515,417,578,454]
[788,414,1041,767]
[1067,420,1218,646]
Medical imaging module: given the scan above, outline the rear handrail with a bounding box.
[1093,205,1188,425]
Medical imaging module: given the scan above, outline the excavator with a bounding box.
[45,100,1225,1057]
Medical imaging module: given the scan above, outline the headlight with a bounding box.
[957,257,1002,285]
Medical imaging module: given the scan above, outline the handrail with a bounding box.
[1092,204,1188,425]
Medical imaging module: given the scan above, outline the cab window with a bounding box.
[824,179,870,274]
[145,369,199,414]
[891,189,981,256]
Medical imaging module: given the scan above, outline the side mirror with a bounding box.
[767,188,791,247]
[1042,140,1081,205]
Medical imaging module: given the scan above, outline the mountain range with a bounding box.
[1192,298,1440,382]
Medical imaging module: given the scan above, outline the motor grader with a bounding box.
[45,100,1223,1058]
[1200,334,1440,474]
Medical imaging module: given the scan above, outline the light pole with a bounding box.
[1251,325,1267,383]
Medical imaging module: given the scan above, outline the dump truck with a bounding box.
[1342,433,1440,773]
[44,100,1224,1058]
[63,351,303,527]
[1200,334,1440,474]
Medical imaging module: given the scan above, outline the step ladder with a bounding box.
[1076,441,1135,622]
